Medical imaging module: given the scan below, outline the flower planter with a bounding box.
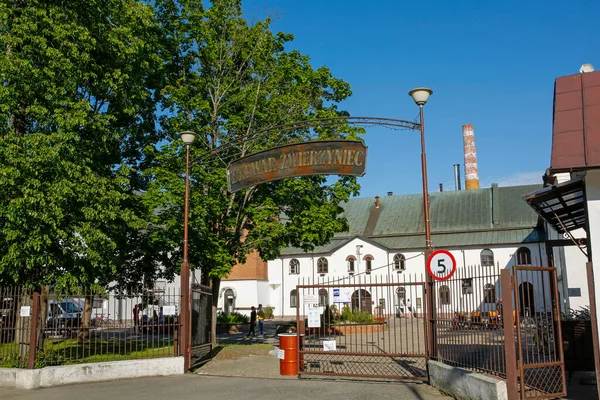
[306,322,387,336]
[216,323,250,334]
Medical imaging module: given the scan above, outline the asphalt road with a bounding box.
[1,375,449,400]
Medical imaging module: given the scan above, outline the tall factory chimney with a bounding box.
[462,124,480,190]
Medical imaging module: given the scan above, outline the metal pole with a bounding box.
[181,143,191,372]
[501,269,519,399]
[419,105,436,360]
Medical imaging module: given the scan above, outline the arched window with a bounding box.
[347,256,356,274]
[480,249,494,267]
[393,254,406,272]
[319,289,328,306]
[484,284,496,304]
[290,289,297,308]
[289,259,300,275]
[224,289,235,315]
[396,287,406,303]
[517,247,532,265]
[317,257,328,274]
[439,286,451,305]
[364,255,373,274]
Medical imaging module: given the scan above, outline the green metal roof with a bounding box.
[373,228,546,250]
[279,184,545,256]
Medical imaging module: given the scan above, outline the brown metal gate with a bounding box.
[190,284,212,370]
[296,275,428,380]
[513,266,566,399]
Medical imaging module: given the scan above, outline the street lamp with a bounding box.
[179,130,196,372]
[408,88,434,357]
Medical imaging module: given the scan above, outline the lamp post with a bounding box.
[179,130,196,372]
[408,88,435,358]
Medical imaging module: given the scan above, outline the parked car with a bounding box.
[46,298,82,336]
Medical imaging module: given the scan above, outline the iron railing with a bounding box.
[0,286,180,369]
[296,274,428,380]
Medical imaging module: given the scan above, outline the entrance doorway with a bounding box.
[224,289,235,315]
[518,282,535,317]
[351,289,372,313]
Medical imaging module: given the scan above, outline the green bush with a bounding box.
[263,306,274,318]
[336,304,376,323]
[216,311,249,324]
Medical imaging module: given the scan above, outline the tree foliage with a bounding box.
[0,0,164,288]
[145,0,362,287]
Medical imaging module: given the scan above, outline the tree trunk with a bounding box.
[210,277,221,347]
[37,286,49,351]
[77,296,93,342]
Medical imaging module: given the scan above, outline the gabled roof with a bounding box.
[280,184,544,256]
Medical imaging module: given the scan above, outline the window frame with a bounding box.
[393,253,406,271]
[480,249,495,267]
[484,283,496,304]
[290,289,297,308]
[364,255,373,274]
[516,247,532,265]
[317,257,328,274]
[289,259,300,275]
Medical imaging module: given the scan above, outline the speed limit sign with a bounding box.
[427,250,457,281]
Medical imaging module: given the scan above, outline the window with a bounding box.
[396,286,406,302]
[347,256,356,274]
[484,284,496,304]
[393,253,406,272]
[480,249,494,267]
[364,255,373,274]
[462,278,473,295]
[290,290,297,308]
[290,259,300,275]
[317,257,328,274]
[517,247,532,265]
[439,285,451,305]
[318,289,328,306]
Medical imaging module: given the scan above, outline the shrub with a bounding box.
[216,311,249,324]
[263,306,274,318]
[337,304,376,323]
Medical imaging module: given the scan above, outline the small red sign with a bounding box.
[427,250,457,281]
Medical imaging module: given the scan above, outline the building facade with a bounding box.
[220,183,548,318]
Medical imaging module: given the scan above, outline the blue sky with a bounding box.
[242,0,598,198]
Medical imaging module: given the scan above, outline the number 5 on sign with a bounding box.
[427,250,457,281]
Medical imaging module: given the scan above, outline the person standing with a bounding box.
[257,304,265,336]
[406,298,414,319]
[246,306,257,338]
[132,304,140,333]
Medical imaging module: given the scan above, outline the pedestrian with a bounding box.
[132,303,140,333]
[246,306,257,338]
[406,298,414,319]
[257,304,265,336]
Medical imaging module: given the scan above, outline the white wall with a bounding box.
[585,170,600,345]
[268,240,548,318]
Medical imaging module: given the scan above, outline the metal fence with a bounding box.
[296,274,428,380]
[190,284,212,369]
[431,263,507,377]
[0,286,180,369]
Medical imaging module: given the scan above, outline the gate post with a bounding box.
[27,291,40,369]
[501,269,518,399]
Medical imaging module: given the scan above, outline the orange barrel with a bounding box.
[278,333,303,376]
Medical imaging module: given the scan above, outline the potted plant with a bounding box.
[216,311,250,334]
[263,306,275,319]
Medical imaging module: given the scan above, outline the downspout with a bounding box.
[462,249,467,268]
[281,258,284,318]
[312,256,315,284]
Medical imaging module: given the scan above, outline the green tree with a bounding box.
[146,0,362,343]
[0,0,164,289]
[0,0,168,344]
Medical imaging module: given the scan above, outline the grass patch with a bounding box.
[0,338,174,368]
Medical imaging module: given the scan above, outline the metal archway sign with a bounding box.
[227,140,367,192]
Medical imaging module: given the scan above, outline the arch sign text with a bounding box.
[227,140,367,192]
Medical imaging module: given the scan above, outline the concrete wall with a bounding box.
[0,357,184,390]
[585,170,600,353]
[428,360,507,400]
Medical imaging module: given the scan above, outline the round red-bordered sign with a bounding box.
[427,250,457,281]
